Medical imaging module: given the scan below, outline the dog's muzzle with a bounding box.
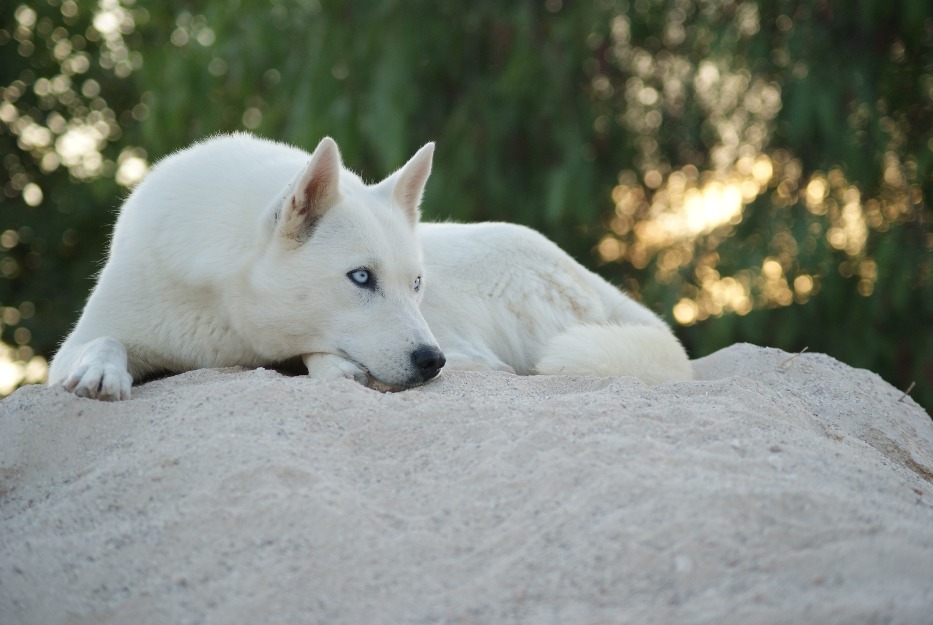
[410,345,445,382]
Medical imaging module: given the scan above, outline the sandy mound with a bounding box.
[1,343,931,624]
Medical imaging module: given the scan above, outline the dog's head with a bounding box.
[247,137,444,389]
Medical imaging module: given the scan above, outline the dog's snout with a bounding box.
[411,345,445,381]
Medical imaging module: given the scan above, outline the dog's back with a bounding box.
[419,221,692,383]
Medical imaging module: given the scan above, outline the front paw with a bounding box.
[56,336,132,400]
[303,353,369,385]
[63,362,133,401]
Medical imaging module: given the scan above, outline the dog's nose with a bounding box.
[411,345,445,381]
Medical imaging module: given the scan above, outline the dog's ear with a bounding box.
[377,142,434,225]
[277,137,342,246]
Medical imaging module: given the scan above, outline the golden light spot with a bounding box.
[0,258,19,278]
[2,307,21,325]
[843,186,861,204]
[682,181,744,236]
[0,101,17,124]
[864,199,884,228]
[751,155,773,185]
[242,107,262,129]
[15,5,37,28]
[644,170,663,189]
[611,185,626,206]
[597,235,623,262]
[116,148,149,187]
[734,296,753,315]
[883,152,904,186]
[668,170,687,192]
[0,230,19,250]
[740,178,760,201]
[22,183,43,206]
[13,327,31,346]
[673,298,699,325]
[827,227,847,250]
[840,200,868,256]
[638,86,659,106]
[612,184,643,216]
[40,152,61,173]
[793,274,813,295]
[805,176,827,213]
[628,243,649,269]
[20,123,52,149]
[762,258,783,279]
[0,341,47,395]
[93,8,121,37]
[54,124,106,178]
[609,215,632,236]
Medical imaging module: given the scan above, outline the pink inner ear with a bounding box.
[279,138,343,244]
[301,166,335,215]
[396,175,424,213]
[296,138,341,216]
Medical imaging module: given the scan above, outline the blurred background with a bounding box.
[1,0,930,413]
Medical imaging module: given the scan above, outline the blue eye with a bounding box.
[348,268,370,286]
[413,276,422,292]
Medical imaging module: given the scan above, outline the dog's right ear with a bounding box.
[373,142,434,226]
[275,137,342,247]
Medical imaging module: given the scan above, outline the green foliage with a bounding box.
[0,1,141,361]
[1,1,930,412]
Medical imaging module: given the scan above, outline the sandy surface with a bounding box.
[1,343,931,624]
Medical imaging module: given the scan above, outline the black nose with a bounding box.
[411,345,446,381]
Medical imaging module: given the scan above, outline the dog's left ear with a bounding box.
[377,142,434,225]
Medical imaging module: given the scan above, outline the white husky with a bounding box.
[49,134,691,400]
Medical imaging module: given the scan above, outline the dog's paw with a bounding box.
[63,362,133,401]
[55,335,133,401]
[303,353,369,385]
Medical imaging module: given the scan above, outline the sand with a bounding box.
[1,343,931,624]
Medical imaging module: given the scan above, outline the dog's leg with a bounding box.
[53,336,134,400]
[303,353,370,385]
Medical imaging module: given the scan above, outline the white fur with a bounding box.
[49,133,443,400]
[49,133,691,401]
[534,324,693,383]
[418,222,692,382]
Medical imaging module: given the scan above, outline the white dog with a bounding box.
[49,134,691,400]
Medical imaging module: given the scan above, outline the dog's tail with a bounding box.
[534,323,693,384]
